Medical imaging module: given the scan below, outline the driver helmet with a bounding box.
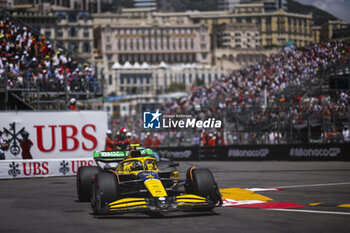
[106,129,112,135]
[70,98,76,105]
[126,132,132,137]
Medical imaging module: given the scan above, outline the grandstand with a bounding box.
[0,10,103,110]
[112,41,350,146]
[1,8,350,145]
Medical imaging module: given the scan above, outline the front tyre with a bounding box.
[76,166,100,202]
[91,173,119,215]
[185,167,222,210]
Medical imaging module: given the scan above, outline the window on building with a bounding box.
[84,31,89,38]
[164,74,167,87]
[107,54,112,60]
[136,38,139,50]
[83,42,91,53]
[167,36,170,49]
[70,28,76,37]
[109,75,112,85]
[106,45,111,50]
[69,42,78,52]
[130,39,134,50]
[68,13,77,22]
[42,29,51,38]
[57,31,63,38]
[148,35,152,49]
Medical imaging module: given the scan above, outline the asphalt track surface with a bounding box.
[1,161,350,233]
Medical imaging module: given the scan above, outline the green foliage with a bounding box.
[158,0,218,12]
[195,78,205,86]
[165,82,186,93]
[287,0,338,26]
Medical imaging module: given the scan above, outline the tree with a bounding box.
[165,82,186,93]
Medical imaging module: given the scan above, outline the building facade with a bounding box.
[98,19,211,71]
[320,20,349,42]
[108,64,227,96]
[192,4,313,47]
[213,23,261,49]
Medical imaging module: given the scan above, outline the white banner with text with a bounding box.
[0,111,107,160]
[0,158,96,179]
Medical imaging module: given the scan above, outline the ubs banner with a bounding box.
[0,158,95,179]
[155,144,350,161]
[0,111,107,160]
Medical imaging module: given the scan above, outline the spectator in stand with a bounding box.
[144,133,153,148]
[105,130,114,151]
[0,13,97,97]
[268,130,276,144]
[207,133,216,146]
[0,130,8,160]
[193,131,201,146]
[20,131,33,160]
[153,135,161,148]
[342,126,350,143]
[131,133,140,145]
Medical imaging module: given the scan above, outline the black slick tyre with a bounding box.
[76,166,100,202]
[91,173,119,214]
[185,167,221,210]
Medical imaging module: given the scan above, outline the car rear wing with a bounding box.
[93,151,128,162]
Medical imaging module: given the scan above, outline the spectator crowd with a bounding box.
[111,40,350,145]
[0,13,98,95]
[2,10,349,145]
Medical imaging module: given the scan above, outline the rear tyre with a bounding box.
[91,173,119,214]
[185,167,222,210]
[76,166,100,202]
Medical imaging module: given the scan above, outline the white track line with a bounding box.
[272,182,350,189]
[268,209,350,216]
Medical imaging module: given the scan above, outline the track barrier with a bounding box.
[154,144,350,161]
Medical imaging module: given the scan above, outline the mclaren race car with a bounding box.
[76,146,222,215]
